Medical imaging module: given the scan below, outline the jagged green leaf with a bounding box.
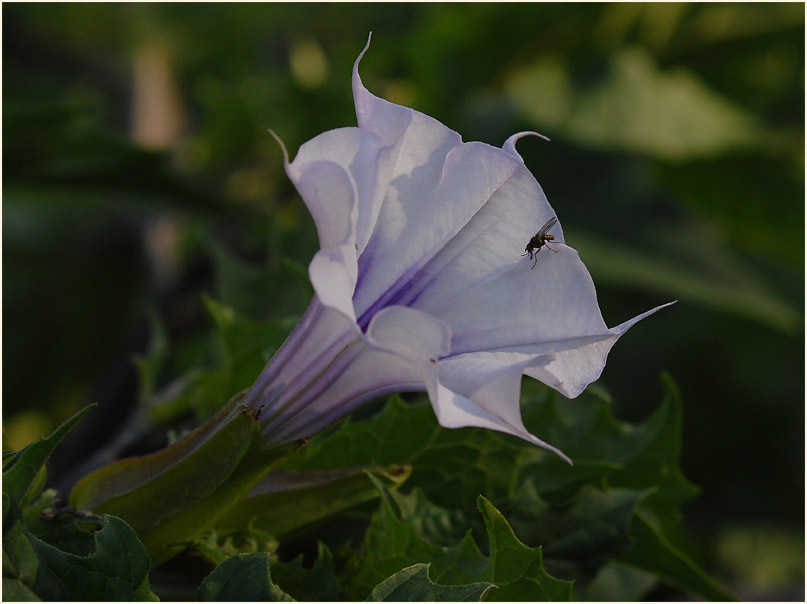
[477,496,573,601]
[21,489,98,556]
[278,375,728,601]
[346,475,449,598]
[519,376,729,599]
[193,527,279,568]
[366,563,491,601]
[277,395,530,509]
[507,482,644,572]
[620,511,736,601]
[517,375,700,521]
[392,486,476,548]
[194,535,341,601]
[609,375,700,527]
[3,405,95,505]
[29,514,156,601]
[347,476,569,601]
[197,552,294,602]
[3,492,40,592]
[271,542,343,602]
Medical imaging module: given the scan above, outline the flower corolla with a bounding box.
[244,36,672,463]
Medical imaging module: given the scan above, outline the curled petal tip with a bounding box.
[503,131,550,162]
[354,33,373,78]
[267,129,290,166]
[511,130,551,143]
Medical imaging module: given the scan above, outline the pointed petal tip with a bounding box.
[613,300,678,335]
[651,300,678,313]
[564,455,574,466]
[267,129,290,165]
[531,436,573,465]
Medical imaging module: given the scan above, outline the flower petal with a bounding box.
[436,246,606,352]
[286,127,382,250]
[264,342,426,445]
[246,298,362,422]
[502,130,550,162]
[352,34,416,154]
[366,305,452,362]
[352,35,463,257]
[309,242,359,323]
[265,305,451,446]
[430,353,572,463]
[421,240,674,397]
[385,158,562,315]
[523,301,677,397]
[355,142,536,326]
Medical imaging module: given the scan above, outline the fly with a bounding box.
[523,216,558,268]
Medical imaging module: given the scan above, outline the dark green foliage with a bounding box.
[3,407,95,506]
[2,407,158,601]
[197,553,293,601]
[269,543,343,602]
[271,379,732,601]
[2,331,733,601]
[340,475,569,601]
[26,516,156,602]
[366,563,491,602]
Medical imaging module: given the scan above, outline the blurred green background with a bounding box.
[3,3,803,600]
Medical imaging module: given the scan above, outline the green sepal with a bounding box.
[216,464,411,538]
[69,394,299,565]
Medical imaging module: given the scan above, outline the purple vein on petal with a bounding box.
[242,299,323,409]
[355,154,523,329]
[259,337,365,438]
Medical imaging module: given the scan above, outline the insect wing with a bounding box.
[537,216,557,238]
